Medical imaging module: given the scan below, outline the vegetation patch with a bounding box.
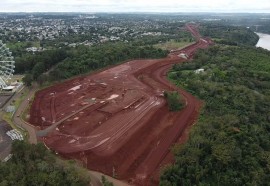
[160,45,270,185]
[101,175,114,186]
[0,141,90,185]
[164,91,185,111]
[19,42,169,86]
[200,23,259,46]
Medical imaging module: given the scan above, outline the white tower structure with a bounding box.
[0,40,15,89]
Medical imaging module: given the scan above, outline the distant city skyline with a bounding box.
[1,0,270,13]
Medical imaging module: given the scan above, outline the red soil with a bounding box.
[29,24,212,185]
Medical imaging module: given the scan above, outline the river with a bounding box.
[256,32,270,51]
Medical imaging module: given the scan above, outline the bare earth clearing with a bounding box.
[29,24,212,185]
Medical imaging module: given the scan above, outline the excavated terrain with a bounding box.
[29,24,212,185]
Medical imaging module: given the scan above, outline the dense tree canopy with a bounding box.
[48,42,168,81]
[0,141,90,186]
[14,41,168,84]
[15,49,68,75]
[200,23,259,46]
[160,46,270,185]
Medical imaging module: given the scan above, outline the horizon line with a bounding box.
[0,11,270,14]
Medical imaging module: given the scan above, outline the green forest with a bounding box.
[48,43,167,81]
[160,46,270,185]
[16,42,168,85]
[200,23,259,46]
[0,141,90,186]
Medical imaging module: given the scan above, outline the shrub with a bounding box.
[164,91,184,111]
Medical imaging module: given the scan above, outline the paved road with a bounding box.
[6,84,39,144]
[13,86,37,144]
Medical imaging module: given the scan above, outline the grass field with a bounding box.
[6,75,24,85]
[7,41,40,51]
[154,39,194,51]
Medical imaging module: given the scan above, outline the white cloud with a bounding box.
[0,0,270,12]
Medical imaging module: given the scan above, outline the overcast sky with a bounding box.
[1,0,270,13]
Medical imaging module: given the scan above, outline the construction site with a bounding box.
[28,24,212,185]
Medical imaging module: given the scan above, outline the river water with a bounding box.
[256,32,270,51]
